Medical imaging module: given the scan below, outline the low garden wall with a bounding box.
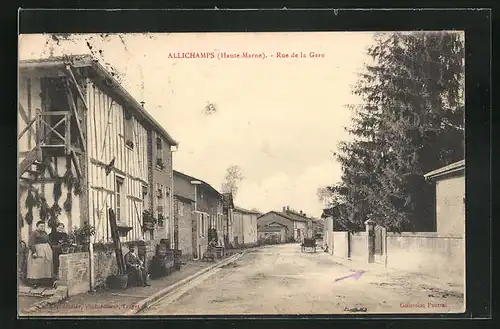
[385,232,464,284]
[326,230,465,284]
[58,239,184,296]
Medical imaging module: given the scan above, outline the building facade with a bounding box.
[18,56,177,245]
[257,221,288,243]
[18,55,179,287]
[173,171,223,259]
[424,160,465,236]
[232,206,259,247]
[257,206,312,242]
[173,171,196,260]
[222,193,235,248]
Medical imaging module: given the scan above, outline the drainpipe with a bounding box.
[191,181,201,259]
[170,145,178,249]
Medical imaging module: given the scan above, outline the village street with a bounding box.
[142,243,464,315]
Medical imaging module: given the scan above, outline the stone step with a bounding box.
[18,286,58,298]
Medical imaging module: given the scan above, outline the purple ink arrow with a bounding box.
[335,271,365,282]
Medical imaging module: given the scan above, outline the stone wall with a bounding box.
[58,238,171,297]
[328,231,465,285]
[331,232,350,258]
[385,232,464,284]
[350,232,367,259]
[58,252,90,296]
[93,250,118,288]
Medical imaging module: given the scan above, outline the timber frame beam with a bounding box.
[64,79,87,153]
[65,65,89,112]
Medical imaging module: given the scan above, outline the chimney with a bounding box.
[286,206,290,211]
[282,206,286,212]
[140,101,145,108]
[299,210,303,216]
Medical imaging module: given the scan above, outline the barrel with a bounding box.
[156,243,167,258]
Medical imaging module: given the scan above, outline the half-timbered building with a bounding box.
[18,55,178,251]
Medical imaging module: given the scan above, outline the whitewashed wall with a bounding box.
[18,73,43,155]
[243,213,258,245]
[18,71,81,242]
[86,82,149,243]
[19,157,81,242]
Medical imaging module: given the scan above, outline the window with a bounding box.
[156,136,165,170]
[115,176,124,223]
[200,214,205,237]
[156,136,162,150]
[124,111,134,149]
[157,183,164,226]
[142,185,148,209]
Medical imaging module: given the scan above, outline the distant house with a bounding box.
[311,219,324,238]
[257,206,314,242]
[424,159,465,235]
[258,221,288,243]
[173,171,224,259]
[173,171,195,261]
[232,206,259,247]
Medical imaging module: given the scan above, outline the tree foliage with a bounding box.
[322,32,464,232]
[221,165,244,198]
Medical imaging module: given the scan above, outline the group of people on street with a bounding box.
[26,220,152,289]
[26,221,69,288]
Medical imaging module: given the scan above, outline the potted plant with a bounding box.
[73,222,96,251]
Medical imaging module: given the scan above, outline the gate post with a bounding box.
[364,219,375,263]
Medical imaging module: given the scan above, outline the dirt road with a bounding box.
[142,243,464,315]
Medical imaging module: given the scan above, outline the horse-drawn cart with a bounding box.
[301,238,317,253]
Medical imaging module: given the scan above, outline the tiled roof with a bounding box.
[173,170,221,197]
[234,206,260,215]
[258,211,309,223]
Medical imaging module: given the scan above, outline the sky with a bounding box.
[19,32,376,217]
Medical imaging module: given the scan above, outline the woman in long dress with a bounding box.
[27,221,53,287]
[49,222,69,280]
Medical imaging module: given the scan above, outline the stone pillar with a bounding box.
[365,219,375,263]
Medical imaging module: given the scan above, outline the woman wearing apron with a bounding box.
[27,221,53,287]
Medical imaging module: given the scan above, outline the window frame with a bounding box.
[124,111,135,150]
[155,136,165,171]
[115,175,125,223]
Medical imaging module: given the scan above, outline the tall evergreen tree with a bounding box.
[324,32,464,231]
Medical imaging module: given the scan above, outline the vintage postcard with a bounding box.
[18,31,465,316]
